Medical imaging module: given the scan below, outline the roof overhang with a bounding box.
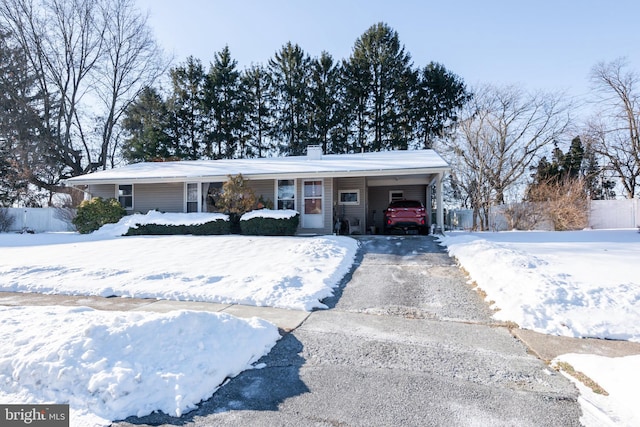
[64,150,451,187]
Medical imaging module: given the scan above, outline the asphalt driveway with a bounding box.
[115,235,582,426]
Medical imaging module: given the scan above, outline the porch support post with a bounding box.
[436,172,444,234]
[426,183,434,228]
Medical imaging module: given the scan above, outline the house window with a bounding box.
[118,184,133,209]
[277,179,295,210]
[389,190,404,202]
[338,189,360,205]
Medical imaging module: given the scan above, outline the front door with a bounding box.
[302,180,323,229]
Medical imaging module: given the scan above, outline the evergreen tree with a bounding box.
[327,60,354,154]
[347,22,414,151]
[240,64,274,158]
[527,137,589,200]
[562,136,585,179]
[0,30,48,205]
[167,56,207,159]
[121,86,172,163]
[205,46,243,159]
[269,42,311,156]
[341,57,369,152]
[414,62,470,148]
[308,51,341,153]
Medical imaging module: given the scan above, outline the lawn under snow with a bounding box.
[0,211,359,426]
[439,229,640,427]
[0,211,359,311]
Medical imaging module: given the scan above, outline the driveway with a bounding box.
[115,235,582,426]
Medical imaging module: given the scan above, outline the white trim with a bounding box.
[302,179,324,228]
[338,189,360,205]
[185,182,201,213]
[117,184,134,210]
[276,179,296,211]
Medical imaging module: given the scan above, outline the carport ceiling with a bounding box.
[367,174,433,186]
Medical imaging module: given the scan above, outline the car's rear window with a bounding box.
[389,200,422,208]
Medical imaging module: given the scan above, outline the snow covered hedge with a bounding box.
[240,209,299,236]
[125,219,230,235]
[93,210,303,236]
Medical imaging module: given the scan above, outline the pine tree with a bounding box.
[269,42,311,156]
[308,51,341,153]
[414,62,470,148]
[121,86,172,163]
[348,22,414,151]
[0,30,48,205]
[167,56,207,159]
[240,64,274,158]
[205,46,243,159]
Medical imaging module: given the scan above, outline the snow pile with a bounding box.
[0,306,280,426]
[93,211,229,237]
[554,353,640,427]
[439,229,640,342]
[241,209,298,221]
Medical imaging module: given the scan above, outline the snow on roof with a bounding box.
[65,150,450,185]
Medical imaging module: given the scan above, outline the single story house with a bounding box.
[65,147,450,235]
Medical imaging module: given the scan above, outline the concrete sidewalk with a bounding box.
[2,291,639,361]
[0,291,310,332]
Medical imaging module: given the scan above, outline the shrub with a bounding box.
[241,213,299,236]
[0,208,16,232]
[73,197,126,234]
[125,220,230,236]
[527,178,589,231]
[503,202,546,230]
[212,174,257,234]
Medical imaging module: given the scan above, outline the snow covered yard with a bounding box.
[0,212,359,426]
[439,229,640,427]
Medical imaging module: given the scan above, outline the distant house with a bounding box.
[65,147,450,235]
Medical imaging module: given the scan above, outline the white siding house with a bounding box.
[65,148,450,235]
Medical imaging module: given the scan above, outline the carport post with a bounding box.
[436,172,444,234]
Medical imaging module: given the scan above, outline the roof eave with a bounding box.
[64,166,451,186]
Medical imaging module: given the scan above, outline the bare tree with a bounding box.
[438,84,571,230]
[586,58,640,199]
[0,0,166,187]
[95,0,166,170]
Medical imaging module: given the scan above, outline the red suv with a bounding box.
[383,200,428,234]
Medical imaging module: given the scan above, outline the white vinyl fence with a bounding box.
[1,208,75,233]
[590,199,640,229]
[448,199,640,231]
[1,200,639,233]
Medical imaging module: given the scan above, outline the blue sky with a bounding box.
[136,0,639,103]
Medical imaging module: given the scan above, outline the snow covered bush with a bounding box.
[73,197,126,234]
[240,209,299,235]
